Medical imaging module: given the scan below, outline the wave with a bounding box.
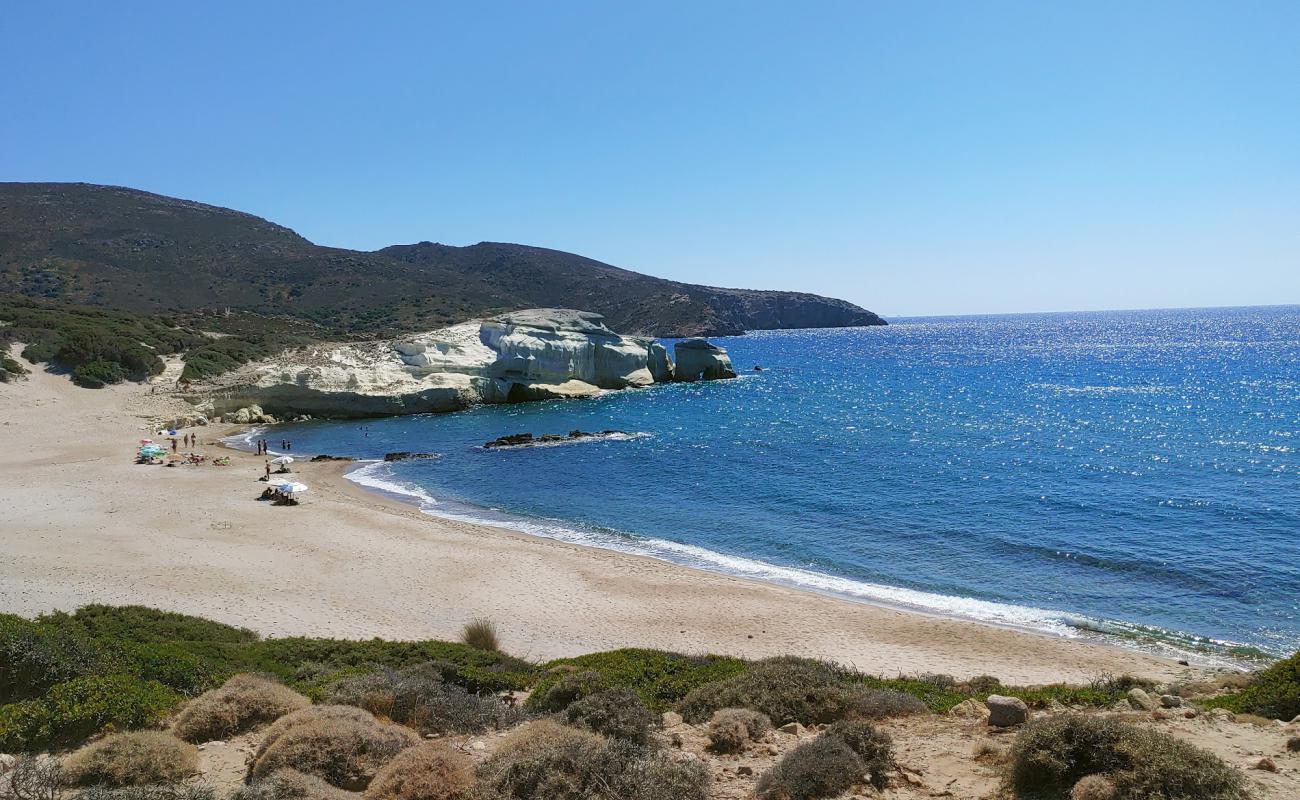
[341,461,1253,669]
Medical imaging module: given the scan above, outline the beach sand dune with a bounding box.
[0,352,1193,685]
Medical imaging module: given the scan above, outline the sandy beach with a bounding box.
[0,352,1198,686]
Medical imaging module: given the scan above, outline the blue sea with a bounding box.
[253,306,1300,664]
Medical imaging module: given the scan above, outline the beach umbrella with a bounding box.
[270,456,294,466]
[140,439,154,445]
[279,482,309,495]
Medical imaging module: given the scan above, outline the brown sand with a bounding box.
[0,350,1200,685]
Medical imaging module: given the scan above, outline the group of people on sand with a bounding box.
[172,433,198,450]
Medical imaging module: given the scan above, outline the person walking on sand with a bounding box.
[171,438,177,453]
[265,460,271,479]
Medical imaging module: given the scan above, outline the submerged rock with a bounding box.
[383,452,440,462]
[309,454,354,462]
[483,430,633,449]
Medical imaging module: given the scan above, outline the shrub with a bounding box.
[324,663,523,735]
[678,657,925,725]
[65,605,259,644]
[248,705,421,790]
[822,720,892,789]
[3,754,64,800]
[965,674,1002,694]
[71,359,127,388]
[233,769,352,800]
[563,688,657,744]
[475,720,707,800]
[172,673,310,742]
[363,743,474,800]
[1007,715,1248,800]
[706,707,771,753]
[528,649,746,712]
[526,670,608,713]
[1071,774,1119,800]
[755,736,865,800]
[0,613,115,703]
[73,786,218,800]
[461,619,499,652]
[62,731,198,787]
[1204,650,1300,720]
[0,675,180,751]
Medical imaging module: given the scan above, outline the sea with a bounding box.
[242,306,1300,666]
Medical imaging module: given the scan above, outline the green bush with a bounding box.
[1204,651,1300,720]
[72,359,127,387]
[526,670,608,713]
[563,688,657,744]
[0,613,115,703]
[528,649,747,712]
[822,720,893,789]
[0,675,180,751]
[678,657,926,725]
[755,735,865,800]
[0,353,26,377]
[1007,715,1248,800]
[324,662,524,735]
[65,605,259,644]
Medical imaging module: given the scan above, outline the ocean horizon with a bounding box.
[245,305,1300,667]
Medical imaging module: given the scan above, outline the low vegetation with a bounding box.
[323,662,524,735]
[171,673,310,742]
[234,769,352,800]
[1007,715,1248,800]
[1203,650,1300,720]
[706,707,771,753]
[475,719,709,800]
[822,719,894,789]
[363,743,475,800]
[561,688,657,744]
[0,352,26,381]
[0,605,533,752]
[62,731,199,787]
[526,649,747,712]
[678,657,927,725]
[461,618,500,652]
[755,735,865,800]
[248,705,421,789]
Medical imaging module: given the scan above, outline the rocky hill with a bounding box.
[0,182,885,337]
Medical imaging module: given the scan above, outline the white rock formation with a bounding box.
[199,309,694,418]
[673,338,737,381]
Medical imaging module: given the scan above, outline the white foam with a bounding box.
[345,460,440,508]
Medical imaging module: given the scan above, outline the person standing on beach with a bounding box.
[265,461,271,479]
[171,438,177,453]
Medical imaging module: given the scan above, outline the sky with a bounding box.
[2,1,1298,317]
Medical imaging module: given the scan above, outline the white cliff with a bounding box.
[199,309,700,419]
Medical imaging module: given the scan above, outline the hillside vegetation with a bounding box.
[0,182,885,338]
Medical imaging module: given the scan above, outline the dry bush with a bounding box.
[72,787,217,800]
[1008,715,1248,800]
[706,708,771,753]
[562,688,657,744]
[1071,774,1119,800]
[1287,735,1300,752]
[461,619,499,652]
[679,658,926,725]
[972,740,1007,764]
[324,663,523,735]
[755,736,865,800]
[2,755,63,800]
[248,705,420,790]
[171,674,310,742]
[475,719,707,800]
[363,743,474,800]
[233,768,352,800]
[965,674,1002,694]
[63,731,198,787]
[822,719,893,789]
[525,670,607,713]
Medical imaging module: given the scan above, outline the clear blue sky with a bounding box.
[3,1,1298,317]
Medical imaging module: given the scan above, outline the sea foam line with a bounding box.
[339,461,1247,668]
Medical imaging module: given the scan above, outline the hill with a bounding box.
[0,182,885,337]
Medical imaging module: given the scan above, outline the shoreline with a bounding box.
[0,357,1209,685]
